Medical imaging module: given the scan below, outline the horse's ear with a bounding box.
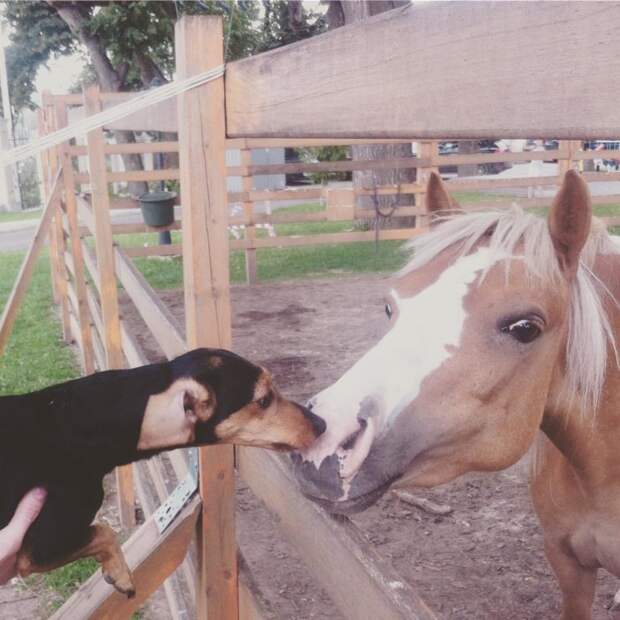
[425,172,459,224]
[548,170,591,279]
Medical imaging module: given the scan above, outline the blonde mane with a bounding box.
[400,206,619,416]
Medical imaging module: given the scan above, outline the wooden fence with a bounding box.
[51,135,620,286]
[3,3,620,619]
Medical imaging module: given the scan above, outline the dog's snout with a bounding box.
[298,404,326,437]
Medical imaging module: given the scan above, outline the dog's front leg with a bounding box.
[16,523,135,597]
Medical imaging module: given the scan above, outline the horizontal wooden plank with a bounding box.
[445,175,560,191]
[124,244,183,258]
[113,247,186,360]
[583,171,620,183]
[57,91,137,105]
[50,496,201,620]
[433,149,566,166]
[227,157,425,177]
[90,321,107,372]
[67,142,180,157]
[110,197,141,210]
[75,169,180,184]
[574,149,620,162]
[230,228,423,250]
[76,196,96,235]
[226,2,620,139]
[104,97,178,132]
[356,183,423,196]
[81,242,101,294]
[228,188,323,203]
[111,221,181,235]
[86,284,104,346]
[238,448,437,620]
[226,138,414,148]
[229,210,331,226]
[120,317,149,368]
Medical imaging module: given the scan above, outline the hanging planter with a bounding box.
[138,191,177,227]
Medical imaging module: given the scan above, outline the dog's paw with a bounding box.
[102,566,135,598]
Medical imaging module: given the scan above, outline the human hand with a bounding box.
[0,488,47,584]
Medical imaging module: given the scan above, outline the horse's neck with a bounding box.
[541,245,620,488]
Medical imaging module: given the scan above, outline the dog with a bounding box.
[0,348,324,596]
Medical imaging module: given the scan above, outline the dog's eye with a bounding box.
[385,303,393,319]
[500,319,542,344]
[257,391,273,409]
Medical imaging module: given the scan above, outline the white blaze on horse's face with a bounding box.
[302,247,494,477]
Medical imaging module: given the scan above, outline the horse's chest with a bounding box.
[570,517,620,575]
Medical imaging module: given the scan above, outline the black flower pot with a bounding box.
[138,191,177,227]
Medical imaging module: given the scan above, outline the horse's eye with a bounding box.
[257,392,273,409]
[501,319,541,344]
[385,303,393,319]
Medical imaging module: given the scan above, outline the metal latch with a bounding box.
[154,448,199,533]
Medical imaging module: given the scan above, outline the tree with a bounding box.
[260,0,325,51]
[2,1,261,195]
[325,1,415,225]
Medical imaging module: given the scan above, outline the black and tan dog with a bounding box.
[0,348,324,596]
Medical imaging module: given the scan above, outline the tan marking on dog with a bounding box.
[216,371,317,450]
[137,378,214,450]
[17,523,135,597]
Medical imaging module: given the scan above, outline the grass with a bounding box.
[0,208,42,224]
[0,251,78,395]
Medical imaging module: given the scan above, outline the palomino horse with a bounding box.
[293,171,620,619]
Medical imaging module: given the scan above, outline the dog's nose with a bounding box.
[297,403,326,437]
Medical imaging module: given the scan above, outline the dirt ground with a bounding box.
[116,273,620,620]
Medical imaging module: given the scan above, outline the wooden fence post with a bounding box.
[176,15,237,620]
[41,92,71,341]
[558,139,581,178]
[83,84,135,529]
[38,108,58,305]
[241,147,257,284]
[55,99,95,375]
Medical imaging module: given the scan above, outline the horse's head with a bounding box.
[293,170,609,514]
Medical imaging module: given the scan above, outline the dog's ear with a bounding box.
[183,386,216,424]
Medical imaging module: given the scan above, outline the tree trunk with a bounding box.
[327,0,415,226]
[52,3,148,197]
[135,53,178,172]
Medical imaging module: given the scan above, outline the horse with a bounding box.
[292,170,620,619]
[1,348,324,596]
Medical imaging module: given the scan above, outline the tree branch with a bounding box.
[48,1,121,91]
